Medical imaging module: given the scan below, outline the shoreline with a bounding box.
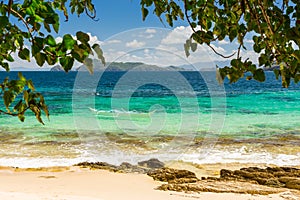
[0,162,299,200]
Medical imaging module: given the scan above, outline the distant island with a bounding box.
[75,60,186,72]
[50,60,186,72]
[263,65,280,71]
[49,59,222,72]
[50,65,65,71]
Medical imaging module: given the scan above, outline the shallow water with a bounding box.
[0,71,299,167]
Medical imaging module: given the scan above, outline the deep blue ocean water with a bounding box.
[0,71,299,167]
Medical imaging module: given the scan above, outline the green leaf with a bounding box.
[24,90,29,106]
[27,80,35,91]
[92,44,105,65]
[46,35,56,47]
[35,52,46,66]
[216,67,224,84]
[166,14,173,26]
[63,34,76,50]
[18,48,30,61]
[59,56,74,72]
[1,62,9,71]
[6,54,14,62]
[18,72,26,82]
[52,14,60,33]
[18,114,25,122]
[45,17,56,24]
[3,91,15,111]
[141,7,149,21]
[191,43,197,52]
[184,43,190,57]
[83,58,94,74]
[253,68,266,82]
[76,31,90,44]
[0,16,8,28]
[34,37,44,49]
[44,21,51,32]
[30,105,44,125]
[14,100,23,112]
[274,69,280,79]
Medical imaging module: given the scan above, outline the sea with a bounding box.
[0,71,299,168]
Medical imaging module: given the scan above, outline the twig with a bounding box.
[208,44,236,58]
[0,107,29,117]
[183,0,235,59]
[183,0,197,32]
[9,8,34,42]
[84,5,98,21]
[237,44,242,59]
[257,0,274,34]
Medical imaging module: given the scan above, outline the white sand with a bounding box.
[0,166,297,200]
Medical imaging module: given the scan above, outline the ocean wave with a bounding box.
[88,107,155,117]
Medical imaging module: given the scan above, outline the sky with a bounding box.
[10,0,258,71]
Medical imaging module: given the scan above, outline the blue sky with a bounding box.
[58,1,187,40]
[11,1,259,70]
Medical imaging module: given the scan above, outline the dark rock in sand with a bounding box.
[75,162,119,172]
[75,159,165,174]
[138,158,164,169]
[150,166,300,194]
[220,169,233,178]
[147,167,198,183]
[118,162,148,174]
[219,166,300,189]
[156,181,283,195]
[285,179,300,190]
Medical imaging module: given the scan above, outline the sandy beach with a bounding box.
[0,164,299,200]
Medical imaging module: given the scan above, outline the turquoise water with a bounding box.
[0,71,299,167]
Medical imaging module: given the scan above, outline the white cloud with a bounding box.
[210,44,226,54]
[88,27,234,67]
[240,50,259,64]
[244,39,254,44]
[106,39,121,44]
[161,26,192,45]
[125,40,145,48]
[87,33,101,45]
[291,41,299,50]
[55,37,62,43]
[145,34,154,39]
[218,40,229,45]
[145,29,157,34]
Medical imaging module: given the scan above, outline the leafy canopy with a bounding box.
[140,0,300,87]
[0,0,105,124]
[1,0,300,124]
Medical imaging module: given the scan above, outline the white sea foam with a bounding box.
[1,148,300,168]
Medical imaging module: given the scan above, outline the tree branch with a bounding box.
[9,7,34,43]
[208,44,236,58]
[237,44,242,59]
[84,3,98,21]
[257,0,274,35]
[184,0,197,32]
[183,0,235,59]
[0,107,29,117]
